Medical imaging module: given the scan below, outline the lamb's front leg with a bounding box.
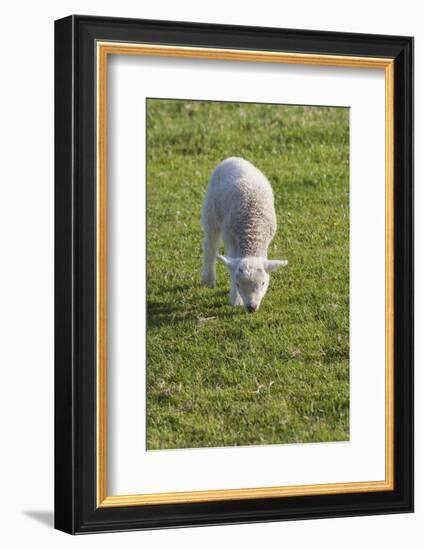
[230,281,243,306]
[201,229,220,288]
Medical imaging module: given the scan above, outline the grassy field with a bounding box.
[146,99,350,450]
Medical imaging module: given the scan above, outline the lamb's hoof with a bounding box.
[201,276,216,288]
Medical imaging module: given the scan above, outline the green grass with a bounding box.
[146,99,350,450]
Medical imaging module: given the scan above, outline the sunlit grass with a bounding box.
[146,99,350,450]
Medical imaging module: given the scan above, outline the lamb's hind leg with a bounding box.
[201,226,220,288]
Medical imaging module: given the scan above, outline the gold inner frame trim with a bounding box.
[96,41,395,508]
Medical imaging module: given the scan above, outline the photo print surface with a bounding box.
[146,98,350,451]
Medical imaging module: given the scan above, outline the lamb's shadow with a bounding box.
[156,284,193,294]
[147,287,237,329]
[156,283,228,297]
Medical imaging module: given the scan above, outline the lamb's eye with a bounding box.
[262,281,265,286]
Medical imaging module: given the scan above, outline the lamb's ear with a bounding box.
[217,255,238,271]
[264,259,288,273]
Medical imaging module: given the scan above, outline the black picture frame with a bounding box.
[55,14,414,534]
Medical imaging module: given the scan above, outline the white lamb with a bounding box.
[201,157,287,312]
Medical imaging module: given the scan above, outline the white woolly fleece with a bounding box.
[201,157,277,258]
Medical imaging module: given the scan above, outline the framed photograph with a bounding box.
[54,15,413,534]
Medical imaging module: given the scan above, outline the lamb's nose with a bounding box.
[246,303,258,313]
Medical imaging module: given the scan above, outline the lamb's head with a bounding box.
[217,255,288,312]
